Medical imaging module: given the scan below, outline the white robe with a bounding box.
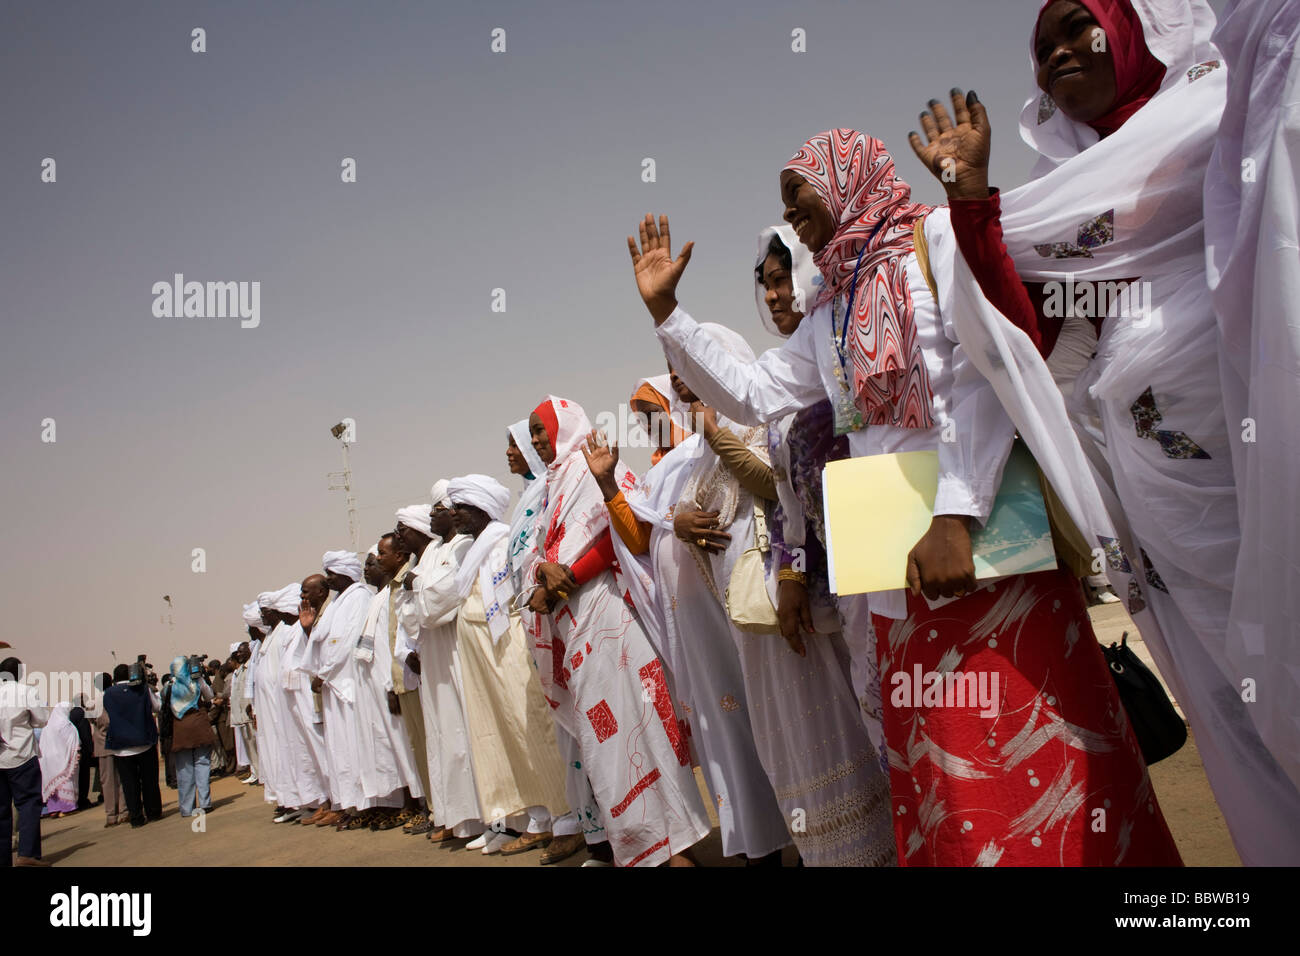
[278,621,329,808]
[1203,0,1300,856]
[397,534,481,831]
[252,623,293,805]
[353,585,421,806]
[620,424,790,859]
[312,580,374,810]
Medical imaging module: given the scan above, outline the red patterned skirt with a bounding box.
[872,567,1182,866]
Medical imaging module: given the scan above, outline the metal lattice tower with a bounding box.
[328,421,360,550]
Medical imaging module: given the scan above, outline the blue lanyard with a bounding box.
[837,219,888,363]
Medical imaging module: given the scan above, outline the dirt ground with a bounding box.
[23,602,1243,867]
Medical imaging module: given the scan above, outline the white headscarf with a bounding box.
[508,420,545,481]
[507,420,548,601]
[754,224,819,549]
[753,223,821,337]
[395,504,434,538]
[39,702,80,803]
[256,590,277,609]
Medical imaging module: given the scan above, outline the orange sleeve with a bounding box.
[606,491,653,555]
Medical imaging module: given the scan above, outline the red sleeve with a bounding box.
[948,189,1059,358]
[570,531,615,586]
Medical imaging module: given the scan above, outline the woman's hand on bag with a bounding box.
[527,585,557,615]
[776,578,813,657]
[673,508,731,554]
[907,88,991,201]
[581,429,622,501]
[906,514,977,600]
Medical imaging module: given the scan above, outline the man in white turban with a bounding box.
[229,609,261,783]
[420,475,570,856]
[253,582,308,819]
[395,485,485,841]
[301,551,374,827]
[277,575,332,823]
[354,531,429,829]
[446,474,511,523]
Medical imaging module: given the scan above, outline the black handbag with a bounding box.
[1103,631,1187,765]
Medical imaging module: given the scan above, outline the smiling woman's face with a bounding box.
[1034,0,1117,124]
[506,433,530,476]
[759,250,803,336]
[529,411,555,464]
[780,171,836,254]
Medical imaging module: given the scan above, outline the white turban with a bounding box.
[367,544,379,557]
[229,641,242,654]
[242,602,267,630]
[256,591,277,609]
[448,474,511,522]
[395,504,433,537]
[430,479,452,509]
[271,582,302,614]
[322,549,363,581]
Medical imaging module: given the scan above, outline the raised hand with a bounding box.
[581,429,622,501]
[627,213,694,325]
[299,600,317,632]
[907,88,991,201]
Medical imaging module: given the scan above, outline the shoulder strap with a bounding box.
[912,215,939,301]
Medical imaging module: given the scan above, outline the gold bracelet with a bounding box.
[777,568,806,585]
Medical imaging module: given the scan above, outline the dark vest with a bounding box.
[103,684,159,751]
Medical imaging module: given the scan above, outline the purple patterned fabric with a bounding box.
[770,400,849,608]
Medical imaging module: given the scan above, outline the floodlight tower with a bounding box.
[328,420,360,550]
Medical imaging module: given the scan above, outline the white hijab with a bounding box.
[753,225,818,549]
[39,702,80,802]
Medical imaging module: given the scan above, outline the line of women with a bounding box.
[505,0,1298,866]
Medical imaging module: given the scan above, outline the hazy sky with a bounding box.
[1,0,1225,677]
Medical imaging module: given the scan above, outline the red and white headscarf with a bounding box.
[784,130,934,429]
[529,395,633,569]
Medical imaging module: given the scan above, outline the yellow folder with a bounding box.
[823,442,1056,595]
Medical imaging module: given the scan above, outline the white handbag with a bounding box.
[725,499,781,634]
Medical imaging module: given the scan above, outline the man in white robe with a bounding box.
[251,583,306,818]
[440,474,570,856]
[277,576,331,820]
[303,550,373,827]
[395,487,484,841]
[353,539,424,820]
[233,606,265,785]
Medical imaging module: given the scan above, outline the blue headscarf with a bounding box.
[169,656,201,719]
